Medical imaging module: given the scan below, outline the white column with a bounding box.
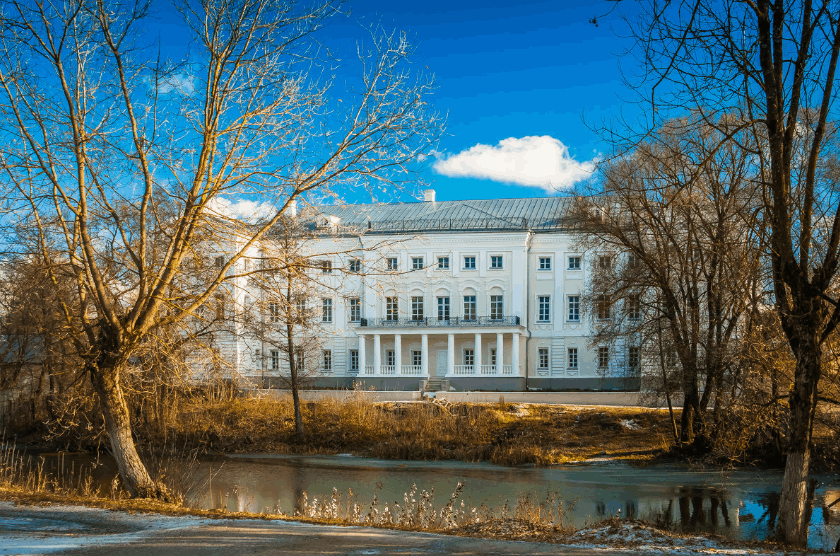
[512,332,520,375]
[421,334,429,376]
[447,333,455,376]
[359,336,366,374]
[474,333,482,372]
[395,334,402,375]
[373,334,381,375]
[496,332,504,373]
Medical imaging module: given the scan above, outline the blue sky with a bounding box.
[150,0,635,204]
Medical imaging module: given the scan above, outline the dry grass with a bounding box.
[156,394,676,466]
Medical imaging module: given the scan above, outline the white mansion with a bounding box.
[213,191,640,392]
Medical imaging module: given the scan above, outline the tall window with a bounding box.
[598,255,612,270]
[386,296,398,321]
[322,350,332,372]
[490,348,497,366]
[437,256,450,270]
[463,295,477,320]
[627,253,640,270]
[295,298,306,320]
[537,296,551,322]
[567,348,578,370]
[568,256,581,270]
[627,295,641,321]
[349,259,361,273]
[490,295,503,320]
[598,346,610,369]
[386,350,395,367]
[214,255,225,269]
[538,347,549,369]
[387,257,398,270]
[411,296,424,321]
[437,297,450,320]
[269,301,281,323]
[349,350,359,372]
[463,349,474,367]
[322,298,333,323]
[463,256,476,269]
[412,350,422,366]
[490,255,503,269]
[321,260,332,273]
[295,348,305,371]
[348,298,361,323]
[270,349,280,370]
[538,257,552,270]
[596,294,611,320]
[568,295,580,321]
[628,346,640,374]
[412,257,424,270]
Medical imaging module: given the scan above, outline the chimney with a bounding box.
[423,189,436,202]
[287,198,298,217]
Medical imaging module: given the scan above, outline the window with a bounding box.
[412,257,424,270]
[567,348,578,370]
[349,259,361,273]
[270,349,280,370]
[387,257,398,271]
[627,253,640,270]
[490,295,503,320]
[596,294,611,320]
[411,296,424,321]
[349,349,359,372]
[386,350,395,367]
[490,348,497,366]
[214,255,225,269]
[568,256,581,270]
[322,298,333,323]
[437,296,450,321]
[628,346,640,374]
[598,346,610,369]
[214,295,226,320]
[269,301,281,323]
[348,298,361,323]
[627,295,641,321]
[295,298,306,319]
[463,349,474,367]
[412,350,422,366]
[322,350,332,372]
[386,296,398,321]
[437,256,450,270]
[538,347,549,369]
[463,295,477,321]
[537,296,551,323]
[295,349,305,371]
[243,258,253,273]
[321,260,332,273]
[463,256,476,270]
[490,255,503,269]
[538,257,552,271]
[568,295,580,321]
[598,255,612,270]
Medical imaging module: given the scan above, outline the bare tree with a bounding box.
[613,0,840,544]
[0,0,441,498]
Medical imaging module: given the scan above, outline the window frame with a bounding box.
[322,350,332,372]
[349,349,359,372]
[489,254,504,270]
[463,348,474,367]
[321,259,332,273]
[436,256,450,270]
[269,300,281,323]
[270,349,280,370]
[386,257,398,271]
[462,255,477,270]
[598,346,610,369]
[490,294,504,320]
[322,298,333,323]
[463,295,477,321]
[567,295,581,322]
[386,350,395,367]
[567,256,582,271]
[412,350,422,366]
[348,297,361,323]
[537,295,551,323]
[567,347,578,370]
[411,256,424,270]
[538,256,552,271]
[538,347,550,369]
[349,258,361,273]
[627,295,642,321]
[386,296,398,321]
[411,296,424,321]
[437,296,451,321]
[628,346,640,373]
[596,294,611,320]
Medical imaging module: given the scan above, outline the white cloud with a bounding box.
[432,136,596,192]
[207,197,277,223]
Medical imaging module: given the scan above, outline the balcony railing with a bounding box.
[360,365,424,376]
[450,364,515,376]
[360,316,520,328]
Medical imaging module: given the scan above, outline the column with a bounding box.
[359,335,366,375]
[421,334,429,376]
[373,334,381,375]
[512,332,520,375]
[395,334,402,375]
[447,333,455,376]
[496,332,504,374]
[474,333,482,373]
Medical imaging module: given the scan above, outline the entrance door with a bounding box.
[436,350,448,378]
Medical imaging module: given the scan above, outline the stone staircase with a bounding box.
[422,379,450,392]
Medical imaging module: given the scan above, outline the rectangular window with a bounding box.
[412,257,424,270]
[349,259,361,273]
[568,295,580,321]
[321,260,332,273]
[348,298,361,323]
[295,298,306,320]
[490,295,503,320]
[598,346,610,369]
[270,349,280,370]
[537,296,551,322]
[322,350,332,372]
[349,349,359,372]
[215,295,226,320]
[463,349,474,367]
[568,256,581,270]
[322,298,333,323]
[412,350,422,366]
[295,349,305,371]
[386,296,398,321]
[628,346,640,374]
[215,255,225,269]
[538,347,549,369]
[627,253,639,270]
[437,256,450,270]
[463,256,476,269]
[627,295,641,321]
[490,255,503,269]
[463,295,477,320]
[538,257,552,270]
[598,255,612,270]
[411,296,424,321]
[269,300,281,323]
[387,257,398,271]
[567,348,578,370]
[437,297,450,320]
[386,350,395,367]
[490,348,497,366]
[597,294,611,320]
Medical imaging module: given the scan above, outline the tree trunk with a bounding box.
[286,322,304,442]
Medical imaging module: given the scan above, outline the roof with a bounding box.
[300,197,573,235]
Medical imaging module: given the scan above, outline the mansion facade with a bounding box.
[211,191,640,392]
